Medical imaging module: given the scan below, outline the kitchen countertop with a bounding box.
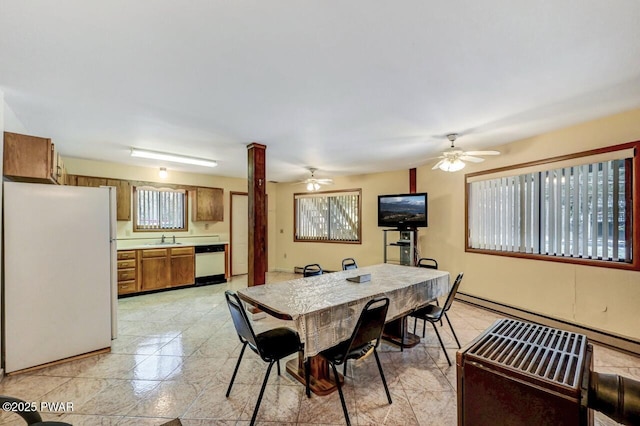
[117,241,228,250]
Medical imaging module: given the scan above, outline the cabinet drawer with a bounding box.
[117,250,136,260]
[171,246,194,256]
[117,269,136,281]
[118,259,136,269]
[118,280,137,294]
[141,248,168,258]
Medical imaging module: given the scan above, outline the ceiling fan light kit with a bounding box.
[296,167,333,191]
[432,133,500,172]
[439,158,466,172]
[130,148,218,168]
[306,182,321,191]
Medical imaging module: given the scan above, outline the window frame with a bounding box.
[133,185,189,232]
[293,188,362,244]
[464,141,640,271]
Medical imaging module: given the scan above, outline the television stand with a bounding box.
[383,229,416,266]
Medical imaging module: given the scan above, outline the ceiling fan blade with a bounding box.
[460,155,485,163]
[465,150,500,156]
[432,159,445,170]
[315,179,333,184]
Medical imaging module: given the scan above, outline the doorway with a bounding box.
[230,192,248,276]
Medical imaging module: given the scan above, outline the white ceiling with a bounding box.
[1,1,640,182]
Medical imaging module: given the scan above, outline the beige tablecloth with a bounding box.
[238,263,450,357]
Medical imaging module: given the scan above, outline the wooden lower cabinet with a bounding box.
[139,249,171,291]
[127,247,195,294]
[170,247,195,287]
[117,250,138,295]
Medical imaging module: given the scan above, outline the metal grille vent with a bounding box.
[467,319,587,389]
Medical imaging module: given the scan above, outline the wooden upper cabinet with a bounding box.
[192,187,224,222]
[54,153,68,185]
[76,176,107,187]
[3,132,58,184]
[72,175,131,221]
[107,179,131,221]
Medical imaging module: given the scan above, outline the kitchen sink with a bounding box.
[145,242,183,246]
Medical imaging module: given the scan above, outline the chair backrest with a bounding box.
[303,263,323,277]
[225,291,259,351]
[342,258,358,270]
[345,297,390,358]
[442,273,464,313]
[417,257,438,269]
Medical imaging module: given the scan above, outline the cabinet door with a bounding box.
[192,187,224,221]
[66,174,78,186]
[171,254,195,287]
[3,132,55,183]
[77,176,108,187]
[140,252,170,290]
[107,179,131,221]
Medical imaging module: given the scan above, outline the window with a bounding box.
[295,190,361,243]
[466,142,639,270]
[134,186,187,231]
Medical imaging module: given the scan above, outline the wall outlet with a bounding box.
[284,253,287,258]
[205,223,210,230]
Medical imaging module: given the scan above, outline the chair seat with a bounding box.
[321,340,375,365]
[255,327,301,360]
[411,303,443,321]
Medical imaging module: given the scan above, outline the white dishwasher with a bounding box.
[195,244,227,285]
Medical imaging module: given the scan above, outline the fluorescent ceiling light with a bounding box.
[131,148,218,168]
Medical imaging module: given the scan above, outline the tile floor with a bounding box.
[1,272,638,425]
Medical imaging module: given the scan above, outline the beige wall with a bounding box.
[416,108,640,341]
[64,158,278,272]
[274,169,417,272]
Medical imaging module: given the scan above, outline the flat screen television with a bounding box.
[378,192,428,229]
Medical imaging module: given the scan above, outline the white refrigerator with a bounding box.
[3,181,117,373]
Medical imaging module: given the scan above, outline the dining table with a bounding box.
[237,263,450,395]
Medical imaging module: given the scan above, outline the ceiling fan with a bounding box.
[432,133,500,172]
[296,168,334,191]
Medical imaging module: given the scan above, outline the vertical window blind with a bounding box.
[135,186,187,231]
[468,157,631,263]
[295,190,361,242]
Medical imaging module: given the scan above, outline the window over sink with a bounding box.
[134,186,188,232]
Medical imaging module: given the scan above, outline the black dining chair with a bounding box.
[417,257,438,269]
[303,263,323,277]
[409,273,464,366]
[415,257,443,329]
[0,395,71,425]
[341,258,358,270]
[317,297,392,426]
[225,291,304,425]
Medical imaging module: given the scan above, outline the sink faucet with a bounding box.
[172,235,176,244]
[161,234,165,243]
